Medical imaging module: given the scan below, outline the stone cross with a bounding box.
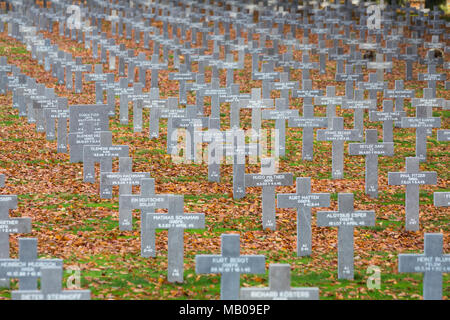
[262,98,298,157]
[82,131,129,197]
[44,97,69,153]
[314,86,343,128]
[383,80,415,128]
[0,238,62,290]
[398,46,418,81]
[224,84,251,129]
[195,234,266,300]
[317,117,361,179]
[273,72,298,101]
[71,57,91,94]
[317,193,375,280]
[159,97,186,154]
[244,158,293,230]
[147,195,205,283]
[369,100,406,143]
[240,264,319,300]
[277,177,330,256]
[357,73,387,100]
[349,129,394,198]
[239,88,273,131]
[367,53,392,82]
[12,266,91,300]
[100,157,150,199]
[342,89,376,140]
[388,157,437,231]
[168,64,196,105]
[403,89,441,162]
[398,233,449,300]
[119,178,168,256]
[335,64,363,99]
[172,105,209,162]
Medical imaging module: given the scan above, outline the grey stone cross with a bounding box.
[398,233,449,300]
[245,158,293,230]
[277,177,330,256]
[195,234,266,300]
[349,129,394,198]
[147,195,205,283]
[388,157,437,231]
[317,117,361,179]
[0,238,62,290]
[369,100,406,143]
[317,193,375,280]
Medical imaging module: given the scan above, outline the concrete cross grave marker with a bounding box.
[195,234,266,300]
[388,157,437,231]
[349,129,394,198]
[314,86,344,128]
[147,195,205,283]
[83,131,129,197]
[100,157,150,199]
[239,88,274,131]
[367,53,392,82]
[317,117,361,179]
[403,89,442,162]
[223,84,251,129]
[277,177,330,256]
[12,266,91,300]
[0,238,62,290]
[317,193,376,280]
[289,80,327,160]
[342,89,377,140]
[383,80,415,128]
[262,98,299,157]
[369,100,406,143]
[172,105,209,162]
[245,158,293,230]
[119,178,168,256]
[71,57,91,94]
[398,233,449,300]
[168,64,196,105]
[240,264,319,300]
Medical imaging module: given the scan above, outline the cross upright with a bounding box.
[168,64,196,105]
[224,84,251,129]
[277,177,330,256]
[147,195,205,283]
[82,131,129,193]
[239,88,274,131]
[317,193,375,280]
[383,80,415,128]
[349,129,394,198]
[171,105,209,162]
[317,117,361,179]
[12,266,91,300]
[357,73,387,100]
[367,53,392,82]
[398,46,418,80]
[240,264,319,300]
[335,64,363,99]
[245,158,293,230]
[369,100,406,143]
[119,178,169,255]
[398,233,449,300]
[403,89,441,162]
[195,234,266,300]
[100,156,150,199]
[342,89,377,140]
[140,87,169,138]
[0,238,63,290]
[71,57,92,94]
[314,86,344,127]
[388,157,437,231]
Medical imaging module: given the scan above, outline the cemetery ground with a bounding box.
[0,22,448,300]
